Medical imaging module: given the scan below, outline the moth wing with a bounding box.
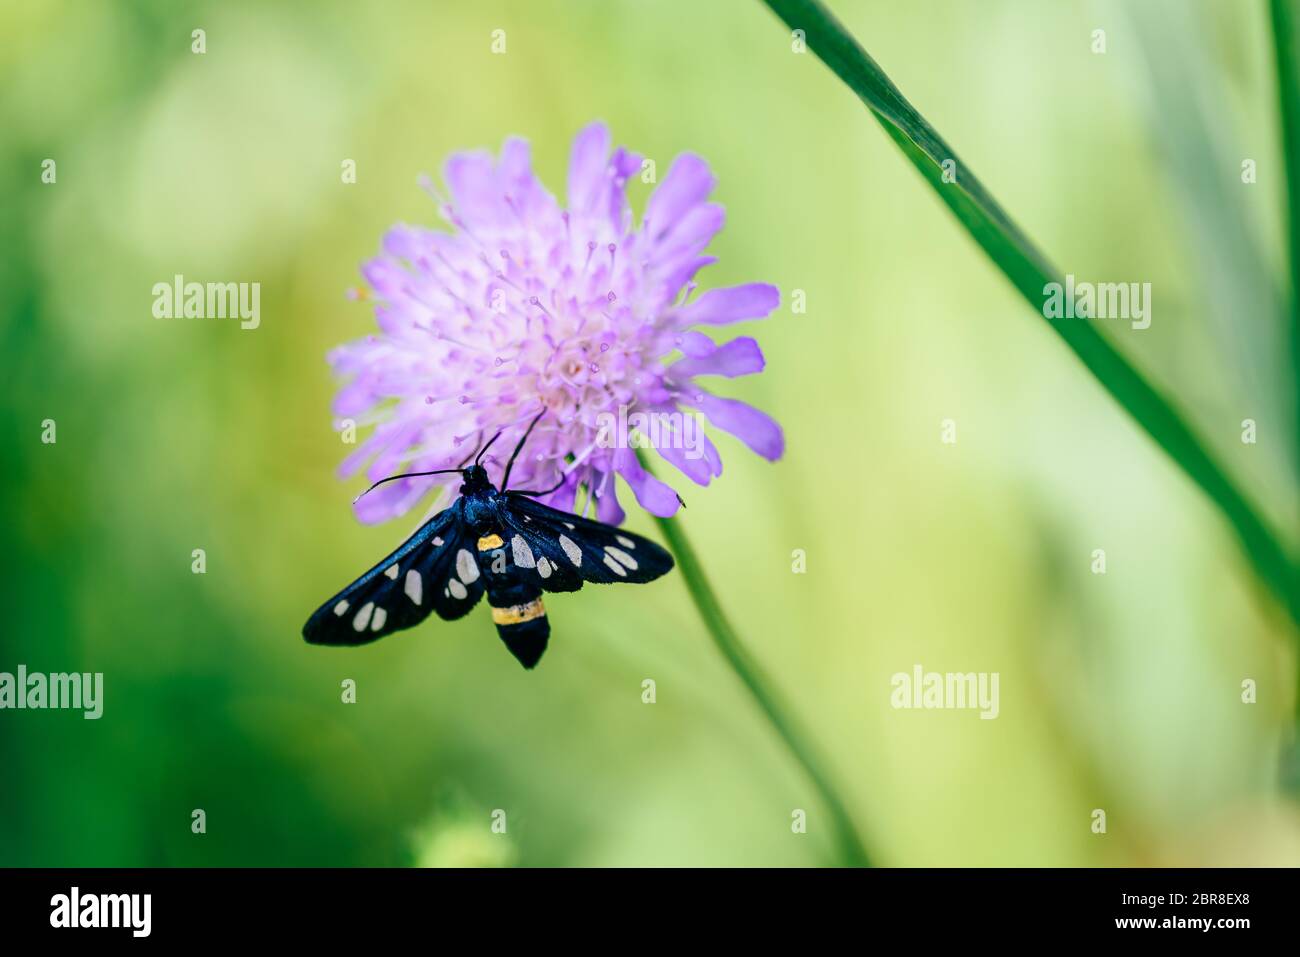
[303,501,486,646]
[499,493,674,591]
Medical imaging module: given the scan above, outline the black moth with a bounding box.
[303,411,674,668]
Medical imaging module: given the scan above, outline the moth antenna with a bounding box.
[508,469,570,498]
[474,430,504,467]
[501,406,548,491]
[353,468,464,504]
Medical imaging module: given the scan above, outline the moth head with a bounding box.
[459,464,493,494]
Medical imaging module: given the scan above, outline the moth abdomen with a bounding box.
[487,580,550,669]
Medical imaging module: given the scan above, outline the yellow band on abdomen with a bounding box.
[491,598,546,625]
[477,533,504,551]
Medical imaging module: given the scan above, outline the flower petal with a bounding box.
[361,258,412,301]
[656,255,717,305]
[651,203,724,267]
[678,283,780,326]
[381,224,436,262]
[669,336,765,379]
[692,391,784,461]
[444,150,508,230]
[497,137,559,225]
[567,121,611,215]
[651,418,722,486]
[675,330,717,358]
[337,424,392,478]
[594,476,626,525]
[365,422,427,483]
[614,447,681,517]
[645,154,715,240]
[601,146,640,232]
[537,470,580,514]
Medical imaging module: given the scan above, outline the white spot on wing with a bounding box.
[606,546,638,570]
[405,570,422,605]
[384,565,399,580]
[448,578,468,600]
[559,535,582,566]
[432,536,444,547]
[353,602,374,631]
[616,535,635,549]
[333,600,349,616]
[371,607,387,631]
[537,556,552,579]
[511,534,536,568]
[456,549,480,583]
[564,522,575,530]
[602,554,628,577]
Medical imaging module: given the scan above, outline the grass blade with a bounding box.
[1127,1,1289,461]
[760,0,1300,628]
[1271,0,1300,481]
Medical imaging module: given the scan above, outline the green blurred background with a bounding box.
[3,0,1299,866]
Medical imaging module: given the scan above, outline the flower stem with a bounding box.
[646,497,872,867]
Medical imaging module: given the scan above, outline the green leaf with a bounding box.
[762,0,1300,628]
[1271,0,1300,478]
[1128,2,1288,459]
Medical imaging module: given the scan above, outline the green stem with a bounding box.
[643,474,872,866]
[760,0,1300,632]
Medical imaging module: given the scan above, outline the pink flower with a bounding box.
[330,121,783,525]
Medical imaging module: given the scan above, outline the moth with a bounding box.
[303,411,674,668]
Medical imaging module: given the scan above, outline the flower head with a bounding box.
[330,121,783,525]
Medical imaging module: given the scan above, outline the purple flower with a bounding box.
[329,121,783,525]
